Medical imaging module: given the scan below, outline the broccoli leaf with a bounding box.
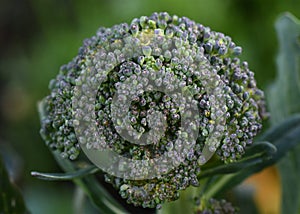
[52,150,128,214]
[0,156,28,214]
[268,13,300,123]
[267,12,300,214]
[202,114,300,199]
[31,165,100,181]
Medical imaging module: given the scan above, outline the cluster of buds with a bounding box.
[40,12,266,208]
[195,198,237,214]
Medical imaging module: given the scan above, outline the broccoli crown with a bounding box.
[195,198,237,214]
[40,12,266,208]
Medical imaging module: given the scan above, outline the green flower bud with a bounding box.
[40,12,267,208]
[194,197,237,214]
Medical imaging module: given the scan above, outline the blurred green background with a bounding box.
[0,0,299,213]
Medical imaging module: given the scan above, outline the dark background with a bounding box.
[0,0,299,213]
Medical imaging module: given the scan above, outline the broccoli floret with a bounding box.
[194,197,237,214]
[40,12,266,208]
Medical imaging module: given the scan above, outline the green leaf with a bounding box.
[277,149,300,214]
[267,13,300,124]
[198,142,276,179]
[266,12,300,214]
[203,114,300,199]
[51,152,128,214]
[31,165,100,181]
[0,156,28,214]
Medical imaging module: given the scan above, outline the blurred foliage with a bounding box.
[0,0,300,213]
[267,13,300,214]
[0,155,27,213]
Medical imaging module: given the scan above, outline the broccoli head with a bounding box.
[40,12,266,208]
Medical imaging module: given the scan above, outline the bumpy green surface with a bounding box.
[40,12,266,208]
[195,198,237,214]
